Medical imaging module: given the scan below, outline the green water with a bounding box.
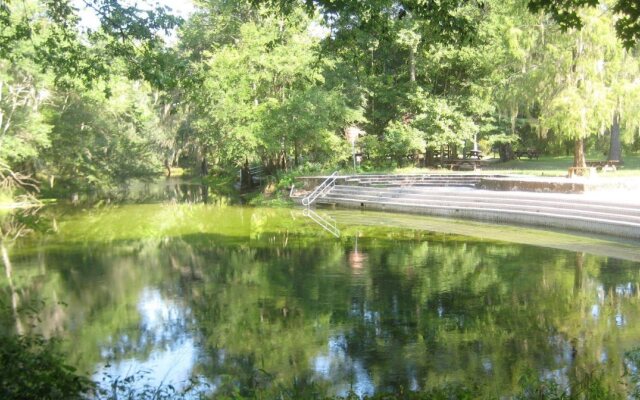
[2,194,640,397]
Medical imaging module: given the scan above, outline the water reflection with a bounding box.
[314,334,375,397]
[1,204,640,397]
[60,178,234,206]
[94,288,207,393]
[302,208,340,237]
[347,235,368,272]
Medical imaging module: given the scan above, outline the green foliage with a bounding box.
[0,332,93,399]
[44,79,164,193]
[411,94,479,148]
[213,384,479,399]
[380,121,425,161]
[0,0,182,89]
[0,59,52,165]
[528,0,640,48]
[0,0,188,199]
[0,0,640,199]
[486,133,520,147]
[256,0,640,48]
[185,7,364,171]
[534,9,617,141]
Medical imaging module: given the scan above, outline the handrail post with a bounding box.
[301,171,339,207]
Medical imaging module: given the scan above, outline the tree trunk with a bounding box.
[409,48,416,82]
[202,185,209,204]
[266,158,277,175]
[241,158,252,190]
[498,143,513,162]
[201,160,207,176]
[200,146,209,176]
[608,109,622,162]
[164,160,171,177]
[573,138,586,168]
[425,148,434,167]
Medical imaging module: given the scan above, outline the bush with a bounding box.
[0,333,94,399]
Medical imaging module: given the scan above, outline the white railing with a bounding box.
[301,171,339,207]
[303,208,340,238]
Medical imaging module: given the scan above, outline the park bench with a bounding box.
[568,166,598,178]
[514,149,539,160]
[585,160,622,172]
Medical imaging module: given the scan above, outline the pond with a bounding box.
[2,185,640,398]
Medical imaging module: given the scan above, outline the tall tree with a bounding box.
[183,4,363,174]
[531,8,638,167]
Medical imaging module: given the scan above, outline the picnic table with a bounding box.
[466,150,483,159]
[432,150,447,158]
[585,160,622,171]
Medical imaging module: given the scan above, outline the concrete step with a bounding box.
[327,192,640,219]
[316,197,640,240]
[324,196,640,223]
[358,182,478,188]
[349,181,481,187]
[345,177,485,182]
[330,185,640,211]
[344,174,490,178]
[320,195,640,225]
[343,174,493,184]
[321,192,640,224]
[352,179,480,184]
[302,177,640,240]
[326,186,640,219]
[346,176,484,180]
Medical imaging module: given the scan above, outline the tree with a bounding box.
[45,78,165,192]
[0,0,182,88]
[528,0,640,48]
[0,3,54,193]
[0,0,184,199]
[604,49,640,162]
[519,7,636,167]
[253,0,640,47]
[183,4,363,175]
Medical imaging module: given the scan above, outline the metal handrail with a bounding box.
[301,171,339,207]
[303,208,340,238]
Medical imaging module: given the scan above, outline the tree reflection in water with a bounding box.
[1,204,640,397]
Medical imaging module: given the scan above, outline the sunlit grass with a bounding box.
[482,154,640,176]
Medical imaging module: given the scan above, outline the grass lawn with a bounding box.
[481,153,640,176]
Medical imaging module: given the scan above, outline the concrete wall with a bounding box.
[325,200,640,241]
